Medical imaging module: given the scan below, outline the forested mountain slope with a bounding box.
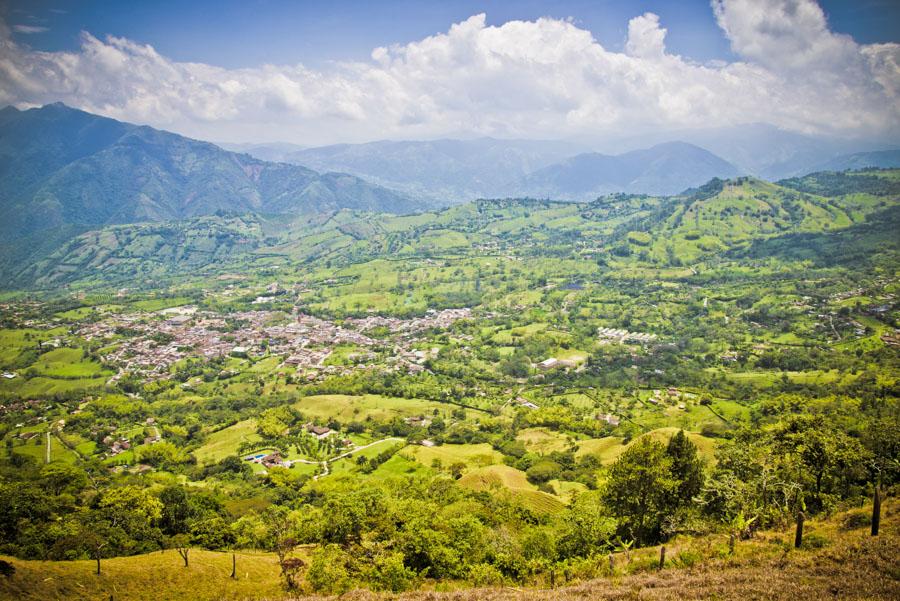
[0,104,416,279]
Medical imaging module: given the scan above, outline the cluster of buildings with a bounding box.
[647,388,690,409]
[76,306,471,383]
[102,435,131,455]
[597,327,658,344]
[344,308,472,336]
[537,357,578,370]
[595,413,621,426]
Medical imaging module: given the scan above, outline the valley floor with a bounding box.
[2,502,897,601]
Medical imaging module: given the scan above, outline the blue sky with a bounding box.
[1,1,898,145]
[6,0,896,69]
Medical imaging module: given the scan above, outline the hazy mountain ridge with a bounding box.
[602,123,893,180]
[811,149,900,172]
[246,124,899,202]
[515,142,741,198]
[283,137,587,202]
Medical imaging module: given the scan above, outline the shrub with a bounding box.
[307,544,354,594]
[526,460,562,484]
[673,549,702,568]
[468,562,504,586]
[366,550,416,592]
[0,560,14,578]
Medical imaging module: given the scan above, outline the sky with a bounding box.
[0,0,898,145]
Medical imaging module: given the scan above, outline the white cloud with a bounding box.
[0,1,897,144]
[12,25,48,34]
[626,13,667,59]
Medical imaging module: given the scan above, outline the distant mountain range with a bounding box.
[281,137,586,203]
[3,103,898,286]
[267,138,742,200]
[217,141,307,163]
[13,169,899,290]
[514,142,740,198]
[812,149,900,172]
[599,123,898,180]
[237,125,898,202]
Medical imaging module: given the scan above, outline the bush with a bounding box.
[468,562,505,586]
[366,550,416,592]
[526,460,562,484]
[307,544,354,594]
[673,549,702,568]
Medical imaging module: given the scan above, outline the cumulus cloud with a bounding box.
[0,0,897,144]
[626,13,667,59]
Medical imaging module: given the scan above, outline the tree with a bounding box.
[602,438,678,544]
[39,463,87,496]
[307,544,353,593]
[526,460,562,484]
[168,533,191,567]
[558,491,617,558]
[666,430,705,505]
[449,462,466,479]
[159,485,193,535]
[262,506,301,589]
[190,516,234,550]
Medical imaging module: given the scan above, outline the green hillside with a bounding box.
[10,169,899,292]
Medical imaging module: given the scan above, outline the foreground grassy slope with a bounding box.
[2,502,896,601]
[0,549,285,601]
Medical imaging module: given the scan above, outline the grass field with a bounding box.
[515,427,575,454]
[403,443,503,472]
[293,394,454,422]
[194,420,262,464]
[576,428,718,465]
[0,375,109,397]
[0,549,285,601]
[30,347,109,378]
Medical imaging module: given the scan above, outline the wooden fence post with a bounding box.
[658,546,666,570]
[231,553,237,579]
[608,553,614,573]
[794,511,804,548]
[871,486,881,537]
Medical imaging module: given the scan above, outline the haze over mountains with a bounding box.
[236,125,899,202]
[516,142,740,198]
